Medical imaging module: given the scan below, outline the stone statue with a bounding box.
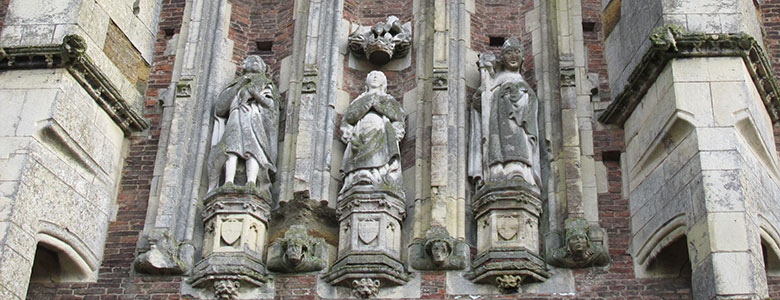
[547,218,610,268]
[266,225,328,273]
[339,70,405,195]
[469,37,540,189]
[465,37,549,289]
[348,15,412,65]
[208,55,280,195]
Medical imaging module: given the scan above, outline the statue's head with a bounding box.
[566,227,590,257]
[428,240,451,265]
[365,70,388,93]
[242,55,267,75]
[283,238,307,268]
[501,37,523,72]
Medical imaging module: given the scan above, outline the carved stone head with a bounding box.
[565,226,591,258]
[241,55,267,75]
[283,238,307,268]
[365,70,388,93]
[501,37,524,72]
[428,240,451,265]
[352,278,381,298]
[566,229,590,257]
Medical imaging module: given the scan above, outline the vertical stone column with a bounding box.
[135,0,236,275]
[409,0,470,271]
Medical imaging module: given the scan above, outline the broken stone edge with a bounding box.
[0,34,149,135]
[599,25,780,126]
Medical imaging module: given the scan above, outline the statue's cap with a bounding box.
[502,37,522,51]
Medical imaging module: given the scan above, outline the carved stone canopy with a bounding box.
[348,16,412,65]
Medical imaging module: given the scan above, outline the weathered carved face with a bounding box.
[430,241,450,265]
[568,232,589,256]
[501,48,523,71]
[365,71,387,92]
[242,55,266,74]
[284,241,306,267]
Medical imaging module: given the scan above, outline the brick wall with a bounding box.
[25,0,187,299]
[228,0,294,83]
[471,0,535,87]
[582,0,610,100]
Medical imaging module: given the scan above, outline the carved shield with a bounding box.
[497,216,519,241]
[221,218,243,246]
[358,219,379,245]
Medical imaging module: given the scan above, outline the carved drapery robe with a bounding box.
[470,64,540,187]
[208,73,279,191]
[340,91,404,193]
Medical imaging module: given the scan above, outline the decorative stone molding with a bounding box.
[189,184,271,299]
[0,34,149,135]
[266,225,328,273]
[600,25,780,125]
[546,217,610,269]
[348,16,412,65]
[352,277,381,298]
[432,68,448,90]
[408,226,468,270]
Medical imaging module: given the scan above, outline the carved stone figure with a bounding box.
[213,280,240,300]
[348,16,412,65]
[495,274,524,292]
[339,70,405,195]
[325,70,408,295]
[208,55,280,195]
[465,37,549,289]
[266,225,328,273]
[547,218,610,268]
[469,37,539,189]
[409,226,468,270]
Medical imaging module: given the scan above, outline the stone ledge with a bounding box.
[0,34,149,135]
[599,25,780,126]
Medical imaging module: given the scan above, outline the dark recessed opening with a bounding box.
[256,41,273,53]
[489,36,505,47]
[163,28,175,37]
[645,237,692,279]
[602,150,621,162]
[582,22,596,32]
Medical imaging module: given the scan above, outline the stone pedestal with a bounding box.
[465,180,549,291]
[190,185,271,299]
[323,187,408,298]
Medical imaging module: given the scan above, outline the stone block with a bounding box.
[702,169,745,212]
[672,82,713,126]
[708,212,749,252]
[0,248,31,299]
[710,82,750,127]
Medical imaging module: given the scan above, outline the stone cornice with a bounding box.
[0,34,149,135]
[599,25,780,126]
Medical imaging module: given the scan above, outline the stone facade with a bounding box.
[5,0,780,300]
